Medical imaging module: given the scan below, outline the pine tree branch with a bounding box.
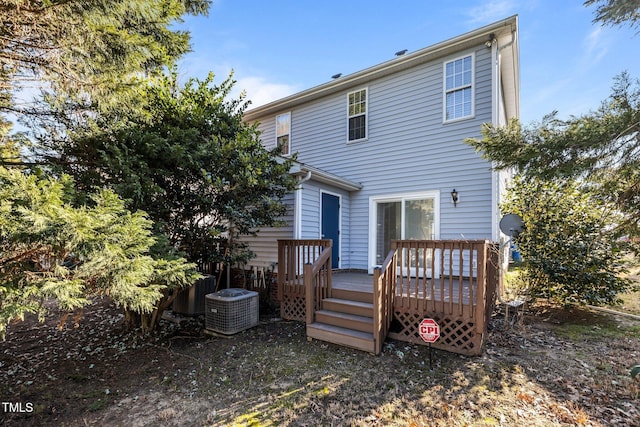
[0,246,43,267]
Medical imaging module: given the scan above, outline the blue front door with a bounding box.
[321,193,340,269]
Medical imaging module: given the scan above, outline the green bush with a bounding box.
[503,175,633,306]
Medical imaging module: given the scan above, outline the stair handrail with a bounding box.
[304,246,333,325]
[372,249,397,355]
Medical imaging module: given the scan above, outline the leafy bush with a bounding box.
[502,175,633,306]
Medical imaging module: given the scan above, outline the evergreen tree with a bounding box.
[0,2,231,335]
[466,74,640,238]
[466,76,639,306]
[0,163,199,338]
[466,2,640,306]
[0,0,210,118]
[55,69,297,271]
[585,0,640,31]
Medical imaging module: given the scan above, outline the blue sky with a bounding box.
[177,0,640,124]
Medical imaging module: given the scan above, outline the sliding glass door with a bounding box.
[371,192,439,275]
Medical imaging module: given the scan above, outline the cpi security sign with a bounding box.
[419,318,440,343]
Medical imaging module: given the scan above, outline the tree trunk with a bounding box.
[123,288,181,333]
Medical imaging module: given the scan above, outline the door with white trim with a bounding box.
[321,192,340,269]
[371,192,439,276]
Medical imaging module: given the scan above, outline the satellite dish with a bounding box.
[499,213,524,238]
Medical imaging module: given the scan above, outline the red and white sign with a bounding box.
[419,318,440,343]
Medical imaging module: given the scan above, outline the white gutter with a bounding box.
[298,163,362,192]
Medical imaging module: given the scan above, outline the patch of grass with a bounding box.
[73,391,103,399]
[231,412,263,426]
[67,374,89,383]
[605,257,640,315]
[609,289,640,316]
[87,398,108,412]
[32,403,47,416]
[554,322,640,341]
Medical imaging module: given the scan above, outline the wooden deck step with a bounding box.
[322,298,373,317]
[307,323,375,354]
[315,309,373,333]
[331,288,372,303]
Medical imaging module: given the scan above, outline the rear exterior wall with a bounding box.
[253,43,496,271]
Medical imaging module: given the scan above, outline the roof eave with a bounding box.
[288,159,362,192]
[244,15,519,122]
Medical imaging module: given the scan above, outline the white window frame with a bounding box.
[347,87,368,142]
[443,53,475,123]
[368,190,440,274]
[276,112,291,156]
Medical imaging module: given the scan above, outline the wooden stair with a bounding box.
[306,288,377,354]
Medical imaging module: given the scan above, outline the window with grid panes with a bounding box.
[444,55,473,121]
[348,89,367,141]
[276,112,291,155]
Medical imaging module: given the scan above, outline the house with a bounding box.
[241,16,519,277]
[239,16,519,356]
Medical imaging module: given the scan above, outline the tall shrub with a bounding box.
[503,175,633,306]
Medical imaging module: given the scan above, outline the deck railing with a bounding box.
[372,249,397,355]
[388,239,500,355]
[304,247,333,325]
[277,239,331,321]
[392,240,488,318]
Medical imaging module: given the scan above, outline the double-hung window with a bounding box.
[276,112,291,155]
[444,54,474,121]
[348,88,367,141]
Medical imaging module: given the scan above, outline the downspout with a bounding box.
[294,171,312,239]
[492,30,517,300]
[491,36,500,243]
[491,31,516,242]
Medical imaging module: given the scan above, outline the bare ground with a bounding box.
[0,296,639,426]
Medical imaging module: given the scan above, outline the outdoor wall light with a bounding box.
[451,189,459,207]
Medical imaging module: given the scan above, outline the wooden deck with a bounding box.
[332,272,373,292]
[277,239,500,356]
[331,271,477,304]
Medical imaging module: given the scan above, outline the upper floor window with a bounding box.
[348,88,367,141]
[444,54,474,121]
[276,112,291,155]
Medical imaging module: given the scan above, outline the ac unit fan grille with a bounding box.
[205,289,259,334]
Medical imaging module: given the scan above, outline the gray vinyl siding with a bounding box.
[300,181,320,239]
[250,44,498,270]
[237,192,294,269]
[299,180,352,268]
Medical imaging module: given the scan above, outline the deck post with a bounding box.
[304,263,314,325]
[277,241,284,302]
[485,243,500,328]
[373,267,381,354]
[474,242,487,334]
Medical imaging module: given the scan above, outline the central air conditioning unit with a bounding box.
[172,275,216,316]
[205,288,259,334]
